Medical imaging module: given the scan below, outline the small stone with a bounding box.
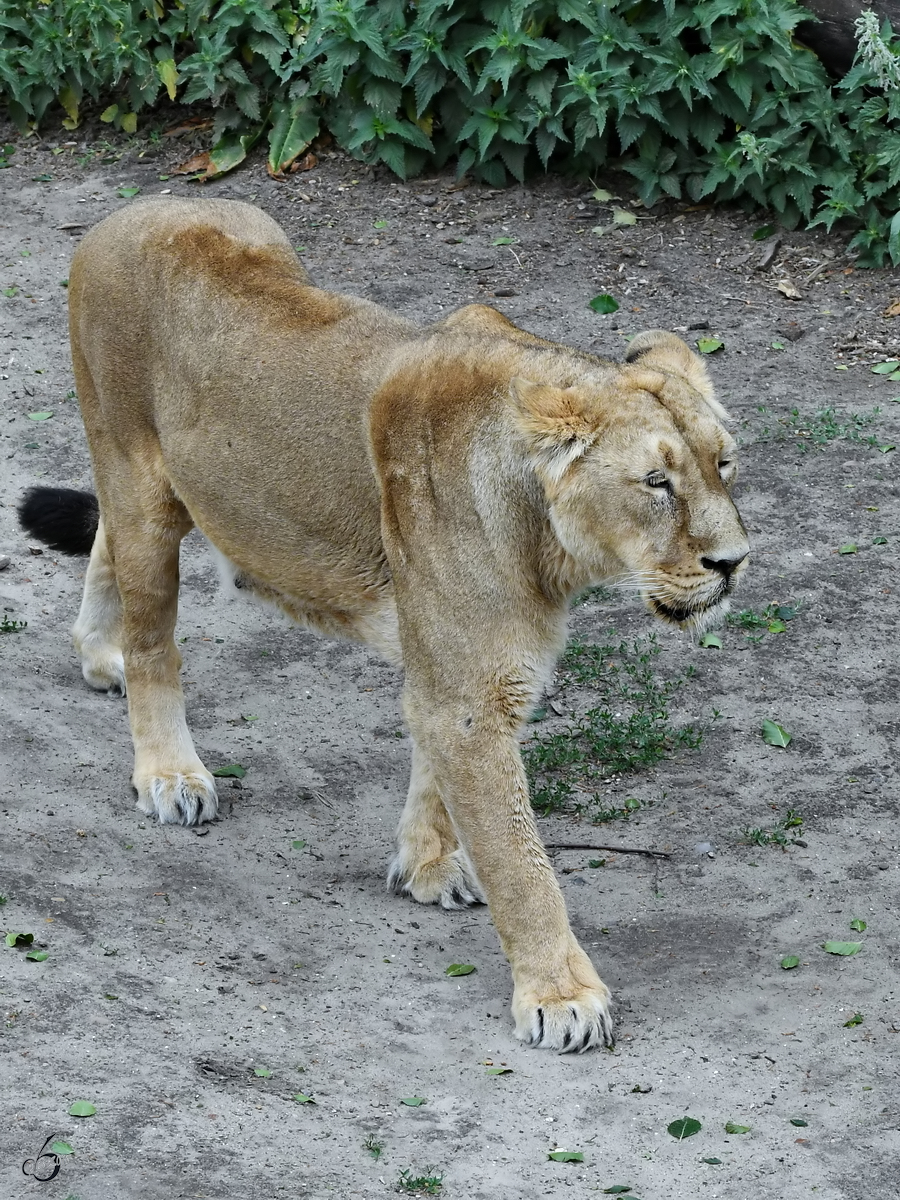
[493,288,517,297]
[28,546,44,556]
[875,862,890,870]
[419,194,437,206]
[688,319,710,330]
[0,555,10,571]
[793,839,808,848]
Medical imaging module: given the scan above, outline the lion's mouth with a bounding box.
[648,585,731,628]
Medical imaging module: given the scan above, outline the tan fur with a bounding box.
[65,199,749,1052]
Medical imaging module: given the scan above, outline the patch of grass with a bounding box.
[571,585,614,607]
[397,1168,443,1195]
[780,406,880,450]
[0,614,27,633]
[524,633,701,817]
[740,808,804,848]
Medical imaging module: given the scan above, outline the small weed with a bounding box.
[571,584,614,607]
[726,601,799,639]
[364,1134,384,1161]
[524,633,700,818]
[397,1169,443,1195]
[1,615,27,633]
[740,808,804,848]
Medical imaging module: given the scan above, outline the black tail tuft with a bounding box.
[18,486,100,555]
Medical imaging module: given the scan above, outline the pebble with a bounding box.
[418,194,437,206]
[0,554,10,571]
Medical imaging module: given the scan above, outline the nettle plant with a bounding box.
[2,0,900,262]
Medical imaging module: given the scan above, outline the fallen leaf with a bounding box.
[776,279,802,299]
[613,208,636,225]
[696,337,724,354]
[400,1096,426,1106]
[25,949,49,961]
[253,1067,272,1077]
[850,919,867,932]
[823,941,863,956]
[589,293,619,314]
[293,1092,316,1103]
[843,1012,864,1027]
[882,299,900,318]
[761,719,791,748]
[603,1187,633,1195]
[51,1141,74,1156]
[724,1122,751,1134]
[212,764,246,778]
[667,1116,701,1140]
[871,359,900,374]
[116,186,140,199]
[68,1100,96,1117]
[27,412,52,421]
[790,1118,808,1127]
[838,543,857,555]
[492,236,517,245]
[548,1149,584,1162]
[486,1066,513,1074]
[5,931,34,947]
[593,188,614,202]
[699,632,721,649]
[174,151,213,176]
[702,1157,723,1165]
[291,839,307,850]
[753,224,776,240]
[780,955,800,970]
[445,963,476,976]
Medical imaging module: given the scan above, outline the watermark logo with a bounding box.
[22,1134,63,1183]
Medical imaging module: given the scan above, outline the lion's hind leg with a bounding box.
[73,517,127,696]
[388,742,485,909]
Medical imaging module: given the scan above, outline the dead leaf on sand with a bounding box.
[776,279,803,300]
[882,299,900,318]
[174,152,214,178]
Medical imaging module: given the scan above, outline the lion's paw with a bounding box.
[513,963,613,1053]
[135,770,218,826]
[387,848,485,909]
[79,636,126,697]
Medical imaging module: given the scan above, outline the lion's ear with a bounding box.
[509,377,595,483]
[624,330,730,422]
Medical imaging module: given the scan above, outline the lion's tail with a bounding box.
[18,486,100,555]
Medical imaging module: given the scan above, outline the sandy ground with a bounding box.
[1,126,899,1200]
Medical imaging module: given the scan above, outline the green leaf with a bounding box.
[32,173,52,182]
[761,719,791,748]
[400,1096,426,1106]
[3,287,17,298]
[293,1092,316,1103]
[699,632,721,649]
[879,444,896,453]
[843,1012,864,1027]
[667,1117,702,1140]
[588,858,606,868]
[871,360,899,374]
[5,931,34,947]
[753,225,775,240]
[849,919,867,932]
[724,1122,751,1134]
[291,839,307,850]
[612,208,636,225]
[253,1066,272,1077]
[702,1158,723,1165]
[696,338,724,354]
[486,1066,513,1074]
[374,219,388,229]
[445,963,476,976]
[593,188,614,202]
[100,105,118,123]
[766,619,787,633]
[527,707,547,723]
[157,58,179,102]
[780,955,800,970]
[838,543,857,554]
[603,1187,633,1195]
[790,1118,808,1127]
[51,1141,74,1156]
[25,949,49,961]
[268,99,319,176]
[771,341,785,350]
[548,1150,584,1162]
[589,293,620,314]
[208,126,264,177]
[823,941,863,956]
[68,1100,96,1117]
[121,113,137,134]
[27,412,52,421]
[212,764,246,778]
[117,186,140,199]
[492,236,517,245]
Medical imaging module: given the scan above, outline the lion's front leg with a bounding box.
[406,698,613,1053]
[388,740,485,909]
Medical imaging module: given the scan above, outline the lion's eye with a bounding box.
[645,471,670,490]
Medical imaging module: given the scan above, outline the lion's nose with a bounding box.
[701,550,748,580]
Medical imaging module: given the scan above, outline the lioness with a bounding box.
[20,199,748,1052]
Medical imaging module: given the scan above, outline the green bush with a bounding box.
[2,0,900,263]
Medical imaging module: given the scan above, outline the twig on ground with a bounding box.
[545,843,671,859]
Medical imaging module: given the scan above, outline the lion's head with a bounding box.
[511,330,749,632]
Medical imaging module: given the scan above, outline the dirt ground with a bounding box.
[1,123,899,1200]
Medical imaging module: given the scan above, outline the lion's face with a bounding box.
[512,331,749,632]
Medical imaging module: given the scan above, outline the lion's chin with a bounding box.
[647,593,731,635]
